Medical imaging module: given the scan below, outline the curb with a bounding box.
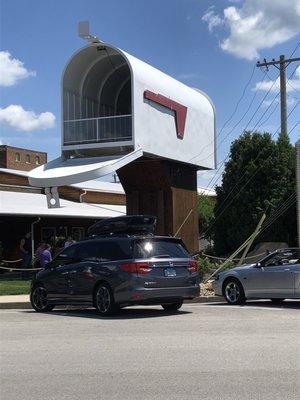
[0,296,222,310]
[186,296,223,303]
[0,302,32,309]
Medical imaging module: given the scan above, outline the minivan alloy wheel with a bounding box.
[32,287,48,309]
[30,285,54,312]
[96,286,111,313]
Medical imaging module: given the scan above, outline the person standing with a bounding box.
[39,244,52,268]
[35,242,46,268]
[64,236,75,248]
[20,232,32,278]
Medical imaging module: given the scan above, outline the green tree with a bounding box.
[213,131,296,255]
[198,194,215,241]
[259,131,296,244]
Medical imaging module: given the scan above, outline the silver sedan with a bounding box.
[213,248,300,304]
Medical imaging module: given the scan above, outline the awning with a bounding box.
[28,149,143,187]
[0,190,126,219]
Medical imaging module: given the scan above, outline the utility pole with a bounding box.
[256,55,300,133]
[296,140,300,247]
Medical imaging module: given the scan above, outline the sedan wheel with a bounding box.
[94,284,117,316]
[223,280,245,305]
[30,285,55,312]
[161,300,183,312]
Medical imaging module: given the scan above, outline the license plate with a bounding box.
[164,268,176,277]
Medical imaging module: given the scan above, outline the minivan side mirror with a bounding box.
[254,262,262,268]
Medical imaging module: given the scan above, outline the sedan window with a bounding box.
[263,249,300,267]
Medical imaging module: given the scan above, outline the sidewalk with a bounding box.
[0,294,221,309]
[0,294,31,309]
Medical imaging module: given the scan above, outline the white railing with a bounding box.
[63,115,132,145]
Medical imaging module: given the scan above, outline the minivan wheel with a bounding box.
[94,284,117,316]
[30,285,55,312]
[223,279,245,305]
[161,300,183,312]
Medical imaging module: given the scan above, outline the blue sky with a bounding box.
[0,0,299,187]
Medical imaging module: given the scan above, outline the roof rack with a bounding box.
[88,215,157,238]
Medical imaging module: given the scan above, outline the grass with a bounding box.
[0,280,31,296]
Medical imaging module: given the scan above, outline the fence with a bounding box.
[63,114,132,145]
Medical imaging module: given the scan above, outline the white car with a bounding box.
[213,248,300,304]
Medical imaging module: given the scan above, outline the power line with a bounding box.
[200,113,299,238]
[189,64,258,163]
[258,193,297,237]
[191,70,271,164]
[257,53,300,134]
[206,93,281,191]
[199,44,300,189]
[202,63,300,194]
[213,113,299,222]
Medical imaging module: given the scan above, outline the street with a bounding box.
[1,302,300,400]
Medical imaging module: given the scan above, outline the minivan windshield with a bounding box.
[134,239,190,259]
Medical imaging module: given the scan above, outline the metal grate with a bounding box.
[63,115,132,145]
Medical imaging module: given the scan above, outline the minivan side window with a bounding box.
[75,240,133,262]
[51,244,78,266]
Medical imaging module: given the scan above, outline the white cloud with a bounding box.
[197,169,223,188]
[262,99,279,108]
[201,6,223,32]
[254,66,300,92]
[0,105,55,132]
[177,72,199,80]
[0,51,36,87]
[202,0,300,60]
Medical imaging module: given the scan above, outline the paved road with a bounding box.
[1,302,300,400]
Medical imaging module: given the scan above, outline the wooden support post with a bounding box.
[117,157,199,252]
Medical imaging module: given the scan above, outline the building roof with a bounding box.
[71,180,124,194]
[197,186,216,197]
[0,190,126,219]
[0,168,29,177]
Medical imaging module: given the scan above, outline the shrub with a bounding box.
[196,257,218,282]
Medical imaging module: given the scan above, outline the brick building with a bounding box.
[0,145,47,172]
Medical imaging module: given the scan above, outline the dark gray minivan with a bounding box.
[30,216,199,315]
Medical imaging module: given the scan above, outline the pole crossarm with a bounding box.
[256,57,300,67]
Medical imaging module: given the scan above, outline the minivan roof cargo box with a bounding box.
[88,215,156,237]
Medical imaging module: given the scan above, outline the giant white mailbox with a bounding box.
[28,39,216,199]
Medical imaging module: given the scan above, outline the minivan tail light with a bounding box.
[188,260,198,273]
[120,262,152,275]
